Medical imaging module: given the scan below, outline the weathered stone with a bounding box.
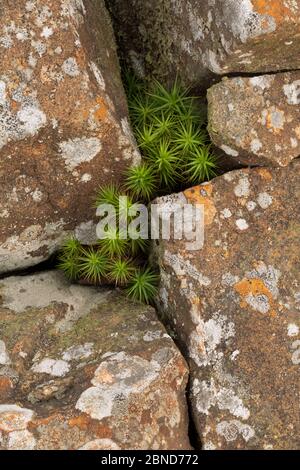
[108,0,300,88]
[0,0,140,274]
[153,162,300,449]
[0,271,190,450]
[208,72,300,167]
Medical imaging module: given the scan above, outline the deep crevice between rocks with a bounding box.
[0,254,58,280]
[221,67,300,80]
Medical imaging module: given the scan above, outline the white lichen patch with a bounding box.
[266,107,286,133]
[291,137,298,148]
[244,293,270,314]
[0,405,35,432]
[0,95,47,150]
[62,343,94,361]
[0,340,11,365]
[80,173,92,182]
[235,218,249,231]
[76,352,161,420]
[287,323,299,337]
[31,188,43,202]
[221,144,239,157]
[257,192,273,209]
[283,80,300,105]
[222,0,276,43]
[192,378,250,420]
[249,76,274,91]
[41,26,54,39]
[164,251,211,286]
[291,340,300,365]
[89,62,106,90]
[74,220,98,245]
[220,208,232,219]
[0,80,6,105]
[246,201,257,212]
[216,420,255,443]
[222,272,239,287]
[204,50,223,74]
[31,358,70,377]
[250,138,262,154]
[62,57,80,77]
[189,313,235,367]
[187,5,205,41]
[234,176,250,198]
[59,137,102,170]
[143,331,163,342]
[7,430,36,450]
[230,350,240,361]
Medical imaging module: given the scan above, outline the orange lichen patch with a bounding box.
[294,126,300,139]
[10,100,20,112]
[177,358,189,377]
[0,376,13,395]
[252,0,292,22]
[191,296,201,307]
[12,341,25,355]
[94,97,108,121]
[93,367,115,384]
[29,413,63,429]
[68,414,92,430]
[184,183,216,225]
[21,142,48,158]
[81,97,108,123]
[257,168,273,181]
[234,278,276,316]
[69,414,112,438]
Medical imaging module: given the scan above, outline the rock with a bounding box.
[208,72,300,167]
[0,271,190,450]
[0,0,140,274]
[152,162,300,449]
[108,0,300,88]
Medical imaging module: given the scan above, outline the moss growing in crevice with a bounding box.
[58,76,218,304]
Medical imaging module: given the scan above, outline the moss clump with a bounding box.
[125,74,217,194]
[58,76,218,304]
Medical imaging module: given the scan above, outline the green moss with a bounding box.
[57,77,218,304]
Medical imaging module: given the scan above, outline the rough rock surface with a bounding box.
[0,0,140,274]
[153,162,300,449]
[0,271,190,450]
[108,0,300,88]
[208,72,300,167]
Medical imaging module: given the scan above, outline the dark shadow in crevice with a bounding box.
[0,253,58,280]
[186,375,202,451]
[222,67,300,80]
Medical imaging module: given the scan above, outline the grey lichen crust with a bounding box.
[0,271,190,450]
[0,0,140,275]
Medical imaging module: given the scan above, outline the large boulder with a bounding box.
[152,162,300,449]
[0,271,190,450]
[0,0,140,274]
[208,72,300,167]
[108,0,300,88]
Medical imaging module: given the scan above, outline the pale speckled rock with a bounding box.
[108,0,300,88]
[208,72,300,167]
[0,271,190,450]
[152,162,300,449]
[0,0,140,274]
